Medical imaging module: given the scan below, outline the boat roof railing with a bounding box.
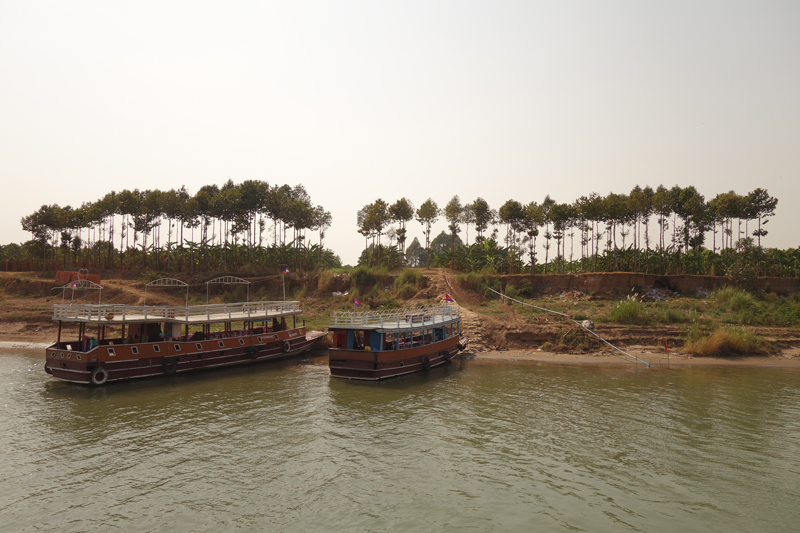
[206,276,250,304]
[52,300,301,324]
[54,279,104,304]
[144,278,189,306]
[331,304,459,328]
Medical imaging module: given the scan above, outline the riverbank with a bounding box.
[3,269,800,367]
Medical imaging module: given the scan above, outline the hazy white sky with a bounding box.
[1,1,798,265]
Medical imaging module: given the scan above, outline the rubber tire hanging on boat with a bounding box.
[282,341,291,353]
[442,350,451,363]
[44,363,52,375]
[162,358,178,375]
[421,355,431,371]
[248,346,259,359]
[91,366,108,385]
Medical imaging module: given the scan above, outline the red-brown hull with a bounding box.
[329,337,461,380]
[45,329,315,384]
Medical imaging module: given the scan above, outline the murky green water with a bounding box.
[2,347,800,532]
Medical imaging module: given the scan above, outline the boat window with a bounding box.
[196,343,203,351]
[153,345,160,353]
[174,344,181,351]
[218,341,225,348]
[107,348,115,357]
[238,339,245,345]
[131,347,139,355]
[76,355,82,361]
[398,331,412,349]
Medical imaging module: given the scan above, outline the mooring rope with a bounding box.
[485,287,652,368]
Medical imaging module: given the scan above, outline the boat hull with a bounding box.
[45,328,316,385]
[329,337,461,380]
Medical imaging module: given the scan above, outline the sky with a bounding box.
[1,0,798,266]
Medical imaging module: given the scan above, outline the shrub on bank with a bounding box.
[350,266,390,293]
[684,327,772,356]
[396,283,419,300]
[456,270,501,299]
[393,269,428,300]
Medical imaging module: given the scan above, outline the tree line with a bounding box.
[356,186,794,277]
[12,180,337,273]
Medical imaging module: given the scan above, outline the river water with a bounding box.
[2,347,800,532]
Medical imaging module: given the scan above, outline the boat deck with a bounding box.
[330,305,460,331]
[52,301,302,325]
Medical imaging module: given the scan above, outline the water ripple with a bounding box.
[2,351,800,531]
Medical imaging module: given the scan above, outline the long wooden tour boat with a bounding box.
[45,300,322,385]
[328,304,467,380]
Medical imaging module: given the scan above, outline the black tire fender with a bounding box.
[421,355,431,371]
[162,357,178,375]
[442,350,451,363]
[248,346,259,359]
[91,366,108,385]
[282,340,291,353]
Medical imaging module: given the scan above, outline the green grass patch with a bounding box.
[661,308,690,324]
[711,286,756,310]
[608,298,652,325]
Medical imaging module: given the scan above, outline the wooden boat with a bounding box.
[44,300,323,385]
[327,304,467,380]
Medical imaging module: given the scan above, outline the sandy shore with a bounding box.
[469,345,800,367]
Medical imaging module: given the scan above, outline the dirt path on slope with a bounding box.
[422,268,489,352]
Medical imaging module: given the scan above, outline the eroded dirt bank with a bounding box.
[500,272,800,295]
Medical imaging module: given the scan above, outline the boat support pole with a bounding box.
[486,287,652,368]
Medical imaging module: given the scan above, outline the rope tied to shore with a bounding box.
[486,287,652,368]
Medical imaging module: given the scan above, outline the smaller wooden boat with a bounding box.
[327,304,467,380]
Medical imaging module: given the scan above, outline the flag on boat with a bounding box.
[354,298,361,307]
[444,294,454,302]
[285,268,290,274]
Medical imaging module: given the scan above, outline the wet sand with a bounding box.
[470,345,800,367]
